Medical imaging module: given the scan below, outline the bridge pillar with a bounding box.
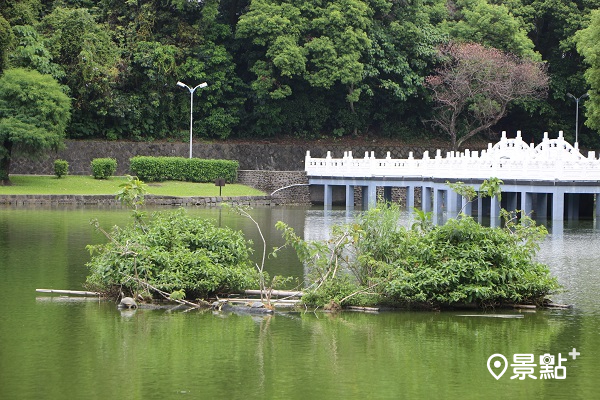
[521,191,532,217]
[433,188,444,216]
[362,184,377,209]
[552,190,565,221]
[461,196,472,216]
[596,194,600,219]
[324,184,333,208]
[407,186,415,210]
[346,185,355,210]
[422,187,432,212]
[477,195,483,223]
[446,189,459,216]
[490,195,501,227]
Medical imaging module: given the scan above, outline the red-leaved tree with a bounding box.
[425,42,549,150]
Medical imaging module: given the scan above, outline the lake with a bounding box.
[0,205,597,399]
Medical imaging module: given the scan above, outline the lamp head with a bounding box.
[198,82,208,88]
[567,93,575,99]
[176,81,186,88]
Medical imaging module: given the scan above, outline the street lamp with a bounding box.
[567,92,588,144]
[177,81,208,158]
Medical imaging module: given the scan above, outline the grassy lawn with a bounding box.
[0,175,266,197]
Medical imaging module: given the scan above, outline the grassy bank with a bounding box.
[0,175,266,197]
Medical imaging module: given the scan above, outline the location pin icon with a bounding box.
[487,354,508,380]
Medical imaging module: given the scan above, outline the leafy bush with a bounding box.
[53,159,69,178]
[129,156,238,183]
[278,203,560,309]
[85,208,258,299]
[91,158,117,179]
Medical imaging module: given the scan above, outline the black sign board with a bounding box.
[215,179,226,196]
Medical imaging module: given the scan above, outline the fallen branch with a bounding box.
[221,298,300,304]
[36,289,101,296]
[121,274,208,308]
[508,304,537,309]
[339,282,381,305]
[346,306,380,312]
[243,289,304,298]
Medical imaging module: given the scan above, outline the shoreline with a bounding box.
[0,194,276,207]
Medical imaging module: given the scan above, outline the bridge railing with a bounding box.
[305,132,600,182]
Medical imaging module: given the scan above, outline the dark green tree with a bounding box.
[236,0,373,135]
[37,7,120,138]
[7,25,64,78]
[0,68,71,184]
[442,0,538,60]
[575,9,600,133]
[0,15,13,74]
[497,0,600,144]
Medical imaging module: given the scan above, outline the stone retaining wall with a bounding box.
[237,170,310,205]
[10,140,456,175]
[0,194,272,207]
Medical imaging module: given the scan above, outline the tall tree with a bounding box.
[37,7,120,138]
[0,15,13,74]
[7,25,64,78]
[442,0,539,60]
[365,0,446,137]
[236,0,372,135]
[0,68,71,184]
[425,42,549,150]
[498,0,600,143]
[575,9,600,133]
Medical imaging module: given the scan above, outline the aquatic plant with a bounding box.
[278,202,560,309]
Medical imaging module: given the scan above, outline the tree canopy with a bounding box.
[0,67,71,183]
[425,42,549,149]
[0,0,598,148]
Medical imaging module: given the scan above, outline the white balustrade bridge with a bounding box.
[305,131,600,223]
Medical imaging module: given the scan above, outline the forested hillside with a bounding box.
[0,0,598,148]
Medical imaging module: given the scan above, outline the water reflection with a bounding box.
[0,205,598,400]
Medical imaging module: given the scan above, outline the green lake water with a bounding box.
[0,206,597,399]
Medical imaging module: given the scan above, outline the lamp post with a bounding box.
[567,92,588,144]
[177,81,208,158]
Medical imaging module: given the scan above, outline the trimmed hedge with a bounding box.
[54,159,69,178]
[91,158,117,179]
[130,156,239,183]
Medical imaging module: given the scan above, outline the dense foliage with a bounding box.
[0,67,71,183]
[130,156,238,183]
[1,0,598,146]
[86,208,258,299]
[278,203,559,309]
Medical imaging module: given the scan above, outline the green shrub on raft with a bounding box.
[85,208,258,299]
[129,156,238,183]
[277,203,560,309]
[377,216,559,307]
[91,157,117,179]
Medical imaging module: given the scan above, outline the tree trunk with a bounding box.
[1,140,12,185]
